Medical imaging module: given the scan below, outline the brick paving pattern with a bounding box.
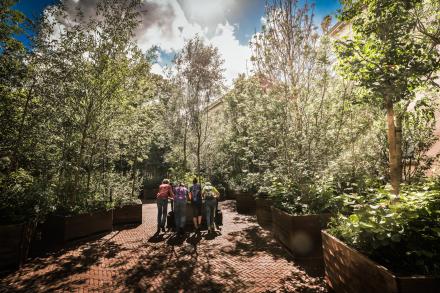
[0,200,327,292]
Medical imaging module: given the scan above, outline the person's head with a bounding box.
[179,181,185,187]
[162,179,170,184]
[193,178,198,184]
[205,182,212,186]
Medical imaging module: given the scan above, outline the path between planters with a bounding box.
[0,200,327,293]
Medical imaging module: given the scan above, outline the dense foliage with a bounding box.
[0,0,164,222]
[220,1,390,214]
[329,182,440,275]
[336,0,440,194]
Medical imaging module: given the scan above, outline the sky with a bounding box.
[14,0,341,84]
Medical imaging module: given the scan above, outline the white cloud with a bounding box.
[136,1,251,85]
[209,23,251,85]
[136,0,206,53]
[51,0,252,85]
[150,63,165,76]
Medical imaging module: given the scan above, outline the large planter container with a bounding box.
[322,231,440,293]
[272,207,331,257]
[113,204,143,225]
[236,192,256,214]
[0,222,34,270]
[256,197,273,229]
[271,207,331,276]
[227,189,237,200]
[45,210,113,243]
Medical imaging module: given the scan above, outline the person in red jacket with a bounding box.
[156,179,174,233]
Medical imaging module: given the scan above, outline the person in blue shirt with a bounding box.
[189,178,202,231]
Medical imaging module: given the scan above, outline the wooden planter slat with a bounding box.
[322,230,440,293]
[271,207,331,277]
[113,204,143,225]
[0,222,33,270]
[272,207,330,258]
[236,192,256,214]
[256,197,272,229]
[45,210,113,243]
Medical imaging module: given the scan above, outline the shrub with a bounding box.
[328,183,440,276]
[266,175,340,215]
[0,169,55,224]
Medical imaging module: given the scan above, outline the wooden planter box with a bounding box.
[322,231,440,293]
[272,207,331,257]
[228,189,237,200]
[271,207,331,276]
[0,222,34,270]
[45,210,113,243]
[113,204,142,225]
[236,192,256,214]
[256,197,273,229]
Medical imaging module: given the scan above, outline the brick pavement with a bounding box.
[0,200,327,292]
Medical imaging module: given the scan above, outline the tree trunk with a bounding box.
[395,114,403,184]
[131,166,137,198]
[13,79,36,170]
[196,130,201,177]
[386,101,401,195]
[183,120,188,170]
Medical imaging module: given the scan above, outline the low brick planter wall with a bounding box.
[322,231,440,293]
[114,204,142,225]
[0,222,33,270]
[236,192,256,214]
[256,197,273,229]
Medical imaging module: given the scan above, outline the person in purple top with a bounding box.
[174,182,189,236]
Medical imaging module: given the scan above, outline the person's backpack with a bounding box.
[191,184,201,202]
[175,187,187,200]
[204,186,215,199]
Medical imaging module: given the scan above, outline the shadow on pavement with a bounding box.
[114,242,248,292]
[223,224,287,260]
[0,238,127,292]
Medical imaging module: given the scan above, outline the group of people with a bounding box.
[156,178,220,236]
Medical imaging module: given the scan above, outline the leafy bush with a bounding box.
[328,183,440,276]
[109,176,141,208]
[266,175,340,215]
[114,196,142,207]
[169,171,208,187]
[0,169,55,224]
[55,189,114,216]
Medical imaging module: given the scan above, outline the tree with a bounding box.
[172,36,224,177]
[29,0,157,212]
[0,0,30,169]
[336,0,440,195]
[248,0,359,189]
[250,0,318,177]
